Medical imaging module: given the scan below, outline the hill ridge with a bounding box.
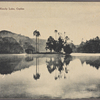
[0,30,46,52]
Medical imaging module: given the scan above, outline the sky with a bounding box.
[0,2,100,45]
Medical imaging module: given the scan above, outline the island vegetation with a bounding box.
[0,30,100,54]
[45,36,72,54]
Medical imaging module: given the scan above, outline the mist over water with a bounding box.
[0,54,100,99]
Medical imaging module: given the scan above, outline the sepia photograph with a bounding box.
[0,2,100,100]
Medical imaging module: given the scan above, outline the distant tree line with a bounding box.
[76,36,100,53]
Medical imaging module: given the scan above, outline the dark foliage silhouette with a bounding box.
[63,44,72,54]
[46,35,72,54]
[55,37,64,52]
[0,56,34,75]
[76,36,100,53]
[46,56,72,80]
[0,57,22,74]
[46,36,56,52]
[64,55,72,66]
[0,37,24,54]
[78,56,100,69]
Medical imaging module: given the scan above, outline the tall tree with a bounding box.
[63,44,72,54]
[55,37,64,52]
[33,30,40,52]
[54,30,58,40]
[46,36,55,52]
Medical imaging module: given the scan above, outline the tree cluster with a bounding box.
[45,36,72,54]
[46,55,72,79]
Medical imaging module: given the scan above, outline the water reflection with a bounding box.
[46,55,72,80]
[33,58,40,80]
[77,56,100,70]
[1,54,100,78]
[0,55,34,75]
[25,56,34,62]
[1,54,100,98]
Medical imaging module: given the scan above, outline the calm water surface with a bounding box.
[0,54,100,99]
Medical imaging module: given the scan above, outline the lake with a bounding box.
[0,53,100,99]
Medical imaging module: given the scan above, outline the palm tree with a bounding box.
[33,30,40,52]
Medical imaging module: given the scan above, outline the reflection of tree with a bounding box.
[64,55,72,66]
[46,58,56,73]
[86,61,100,69]
[79,57,100,69]
[33,58,40,80]
[57,59,64,72]
[55,68,58,80]
[34,73,40,80]
[46,55,72,80]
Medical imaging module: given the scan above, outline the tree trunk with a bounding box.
[38,37,39,52]
[36,36,37,52]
